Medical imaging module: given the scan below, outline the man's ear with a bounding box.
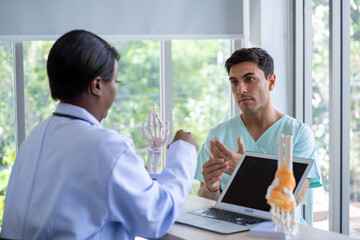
[89,77,102,96]
[268,74,276,91]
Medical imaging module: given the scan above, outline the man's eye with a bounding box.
[246,77,255,82]
[231,80,238,86]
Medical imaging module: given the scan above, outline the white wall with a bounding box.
[249,0,293,116]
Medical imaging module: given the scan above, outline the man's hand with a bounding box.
[169,129,199,151]
[202,156,229,191]
[209,137,245,175]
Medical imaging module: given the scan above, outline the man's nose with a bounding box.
[236,82,247,93]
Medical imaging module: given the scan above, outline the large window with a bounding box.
[23,41,56,135]
[312,0,360,238]
[172,40,231,194]
[0,39,233,226]
[311,0,330,231]
[0,42,15,226]
[172,40,231,146]
[103,40,161,161]
[350,0,360,237]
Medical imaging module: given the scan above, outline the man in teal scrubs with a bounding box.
[195,47,322,223]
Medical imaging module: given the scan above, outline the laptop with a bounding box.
[176,151,314,234]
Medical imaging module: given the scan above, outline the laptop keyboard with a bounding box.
[188,207,266,226]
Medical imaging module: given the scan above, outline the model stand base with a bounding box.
[249,221,298,239]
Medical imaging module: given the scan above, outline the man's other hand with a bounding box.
[209,137,245,175]
[202,156,229,191]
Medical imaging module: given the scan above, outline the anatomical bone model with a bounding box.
[266,134,298,236]
[141,105,169,174]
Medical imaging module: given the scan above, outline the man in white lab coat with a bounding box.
[1,29,198,240]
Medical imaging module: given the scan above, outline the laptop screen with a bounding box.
[220,155,308,212]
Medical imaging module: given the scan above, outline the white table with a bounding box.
[162,195,356,240]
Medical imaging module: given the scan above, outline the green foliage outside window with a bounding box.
[349,0,360,202]
[312,0,360,201]
[0,39,230,226]
[0,41,16,226]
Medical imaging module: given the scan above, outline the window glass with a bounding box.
[312,0,330,231]
[104,40,160,162]
[23,40,161,165]
[350,0,360,237]
[23,41,56,135]
[172,40,231,194]
[172,40,231,144]
[2,39,233,220]
[0,42,15,226]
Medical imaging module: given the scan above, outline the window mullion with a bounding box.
[14,42,25,152]
[160,40,173,165]
[329,0,350,234]
[230,39,242,119]
[293,0,304,120]
[341,0,350,235]
[298,0,314,225]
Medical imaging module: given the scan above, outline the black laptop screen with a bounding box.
[221,155,308,211]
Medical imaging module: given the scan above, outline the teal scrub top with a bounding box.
[195,114,323,224]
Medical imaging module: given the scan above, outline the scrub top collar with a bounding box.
[53,102,103,128]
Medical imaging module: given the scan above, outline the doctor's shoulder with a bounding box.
[90,127,135,151]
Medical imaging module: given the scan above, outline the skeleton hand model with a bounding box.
[265,134,298,236]
[141,105,169,174]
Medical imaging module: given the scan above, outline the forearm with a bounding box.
[197,182,221,201]
[296,178,311,205]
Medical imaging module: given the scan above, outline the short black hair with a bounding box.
[225,48,274,78]
[47,29,120,101]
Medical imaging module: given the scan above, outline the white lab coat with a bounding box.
[2,102,197,240]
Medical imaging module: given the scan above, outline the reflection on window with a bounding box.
[0,42,15,226]
[312,0,329,231]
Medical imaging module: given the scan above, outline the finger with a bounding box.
[214,139,233,156]
[204,171,224,186]
[209,140,227,159]
[203,162,229,175]
[202,162,227,176]
[175,129,184,136]
[203,169,222,183]
[207,155,228,173]
[202,157,226,169]
[237,136,245,154]
[202,160,229,179]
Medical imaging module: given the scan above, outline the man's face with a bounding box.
[228,62,275,114]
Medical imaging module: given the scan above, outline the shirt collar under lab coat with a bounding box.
[54,102,103,128]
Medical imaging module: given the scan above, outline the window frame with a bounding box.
[295,0,351,234]
[12,38,241,157]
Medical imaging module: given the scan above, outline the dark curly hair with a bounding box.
[225,48,274,78]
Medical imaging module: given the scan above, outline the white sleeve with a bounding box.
[107,139,197,239]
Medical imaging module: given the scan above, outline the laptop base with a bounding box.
[176,211,253,234]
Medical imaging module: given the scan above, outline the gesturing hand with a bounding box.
[209,137,245,175]
[169,129,199,151]
[202,156,229,191]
